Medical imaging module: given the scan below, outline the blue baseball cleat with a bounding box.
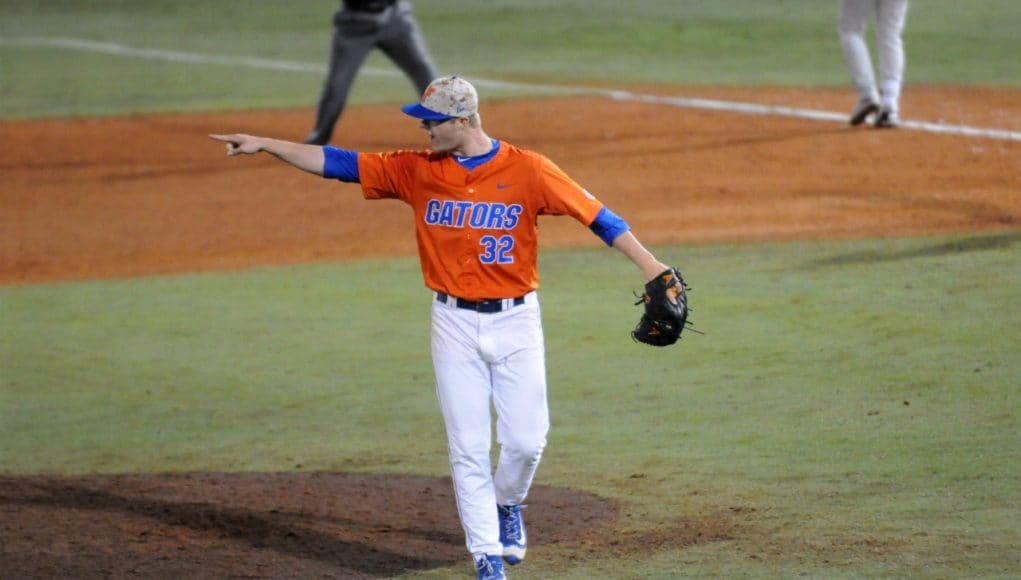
[497,504,526,565]
[475,554,506,580]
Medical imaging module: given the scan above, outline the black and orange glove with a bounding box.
[632,267,691,347]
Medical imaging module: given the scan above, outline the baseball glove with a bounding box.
[632,267,690,347]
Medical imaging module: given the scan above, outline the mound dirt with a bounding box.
[1,472,630,578]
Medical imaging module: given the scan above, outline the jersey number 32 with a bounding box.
[479,235,514,264]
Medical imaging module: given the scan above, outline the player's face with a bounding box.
[420,117,464,152]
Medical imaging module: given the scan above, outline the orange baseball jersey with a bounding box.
[357,141,604,301]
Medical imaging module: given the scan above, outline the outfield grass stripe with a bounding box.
[4,34,1021,143]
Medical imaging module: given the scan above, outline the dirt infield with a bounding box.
[1,86,1018,286]
[1,86,1019,577]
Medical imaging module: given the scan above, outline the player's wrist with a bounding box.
[643,262,670,282]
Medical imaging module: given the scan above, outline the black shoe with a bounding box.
[874,108,899,129]
[849,98,879,126]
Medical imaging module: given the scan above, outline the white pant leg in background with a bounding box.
[875,0,909,111]
[431,293,549,556]
[838,0,880,103]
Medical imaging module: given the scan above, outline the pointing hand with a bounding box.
[209,133,262,156]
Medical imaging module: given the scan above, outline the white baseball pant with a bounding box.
[430,291,549,556]
[838,0,909,110]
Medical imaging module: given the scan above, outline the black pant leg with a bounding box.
[306,18,377,144]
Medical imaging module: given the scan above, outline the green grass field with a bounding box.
[3,236,1020,577]
[2,0,1021,118]
[2,1,1021,577]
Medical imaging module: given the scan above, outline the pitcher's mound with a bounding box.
[1,472,621,578]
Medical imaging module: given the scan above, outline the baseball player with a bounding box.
[838,0,910,128]
[211,75,675,580]
[304,0,439,145]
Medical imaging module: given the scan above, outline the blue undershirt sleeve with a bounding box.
[322,146,360,183]
[588,206,631,247]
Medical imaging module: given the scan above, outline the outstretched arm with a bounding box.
[209,133,326,176]
[611,231,671,282]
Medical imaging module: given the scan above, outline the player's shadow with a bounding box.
[800,231,1021,269]
[1,474,461,577]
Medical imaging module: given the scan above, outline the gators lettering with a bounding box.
[424,199,523,230]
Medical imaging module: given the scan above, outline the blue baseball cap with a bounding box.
[401,75,478,120]
[400,102,457,121]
